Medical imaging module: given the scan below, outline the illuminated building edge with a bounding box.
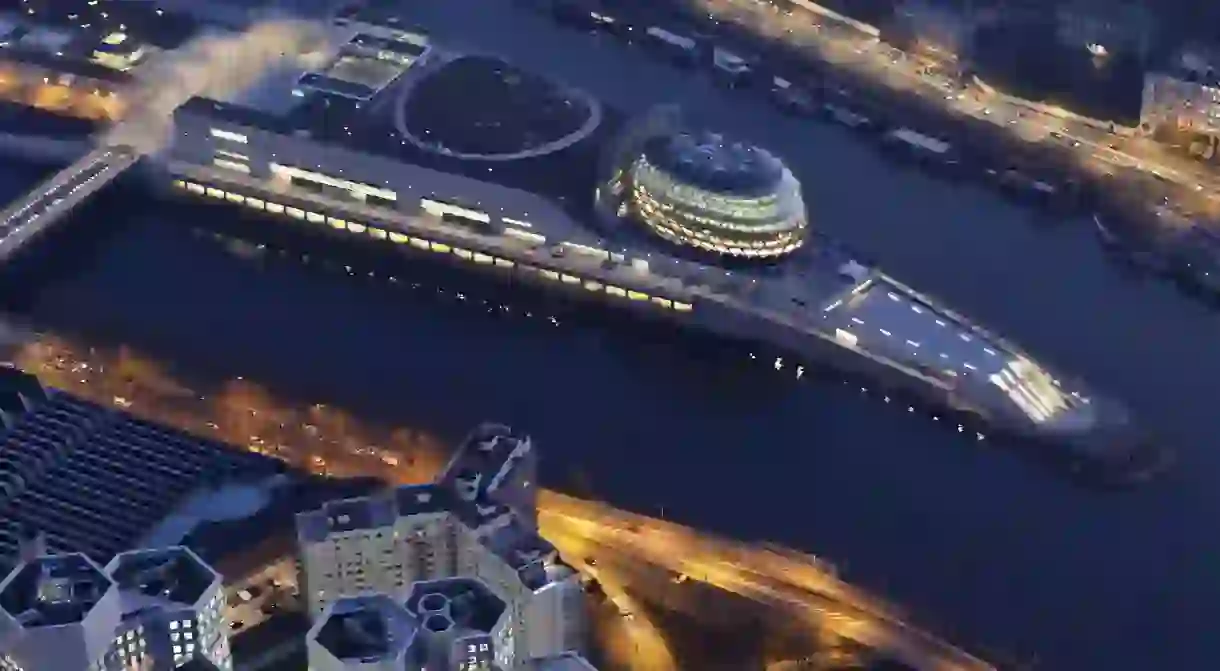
[170,179,694,313]
[620,155,807,259]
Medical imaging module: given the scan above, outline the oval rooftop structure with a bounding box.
[624,129,808,259]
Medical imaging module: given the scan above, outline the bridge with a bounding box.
[0,141,138,265]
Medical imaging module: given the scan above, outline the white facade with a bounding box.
[102,546,233,671]
[0,547,231,671]
[296,425,585,670]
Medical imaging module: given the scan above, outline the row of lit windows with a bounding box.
[633,186,805,235]
[631,167,805,233]
[173,180,694,312]
[637,207,803,258]
[636,196,803,249]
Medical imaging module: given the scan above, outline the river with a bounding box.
[0,2,1218,668]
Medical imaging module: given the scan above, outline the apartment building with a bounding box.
[296,424,584,669]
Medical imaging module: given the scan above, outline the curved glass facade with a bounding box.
[618,133,809,259]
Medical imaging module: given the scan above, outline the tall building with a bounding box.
[0,551,122,670]
[0,544,234,671]
[296,424,584,669]
[103,546,231,670]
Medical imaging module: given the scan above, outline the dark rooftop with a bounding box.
[480,520,568,591]
[401,56,596,157]
[177,654,222,671]
[14,0,201,50]
[641,130,787,197]
[0,553,112,628]
[439,423,532,504]
[108,546,217,609]
[231,610,310,661]
[404,577,505,636]
[0,369,287,575]
[313,595,416,662]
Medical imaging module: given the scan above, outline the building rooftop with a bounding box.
[295,31,428,103]
[0,552,112,628]
[641,131,787,197]
[439,422,533,505]
[0,368,284,574]
[479,521,575,592]
[311,594,417,663]
[404,577,505,637]
[107,546,218,612]
[821,277,1014,381]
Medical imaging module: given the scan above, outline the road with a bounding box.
[540,491,993,671]
[8,334,990,671]
[686,0,1220,209]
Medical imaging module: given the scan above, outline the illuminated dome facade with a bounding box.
[620,130,808,258]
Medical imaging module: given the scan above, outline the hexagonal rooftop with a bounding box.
[106,546,218,610]
[312,594,418,663]
[0,553,113,627]
[404,577,505,637]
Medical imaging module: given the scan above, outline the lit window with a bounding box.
[209,128,248,144]
[212,159,250,174]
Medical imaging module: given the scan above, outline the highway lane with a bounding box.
[539,495,993,671]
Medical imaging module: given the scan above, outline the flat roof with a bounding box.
[0,553,112,628]
[108,546,217,610]
[313,595,416,662]
[822,277,1012,381]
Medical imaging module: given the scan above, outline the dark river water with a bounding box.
[2,3,1220,668]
